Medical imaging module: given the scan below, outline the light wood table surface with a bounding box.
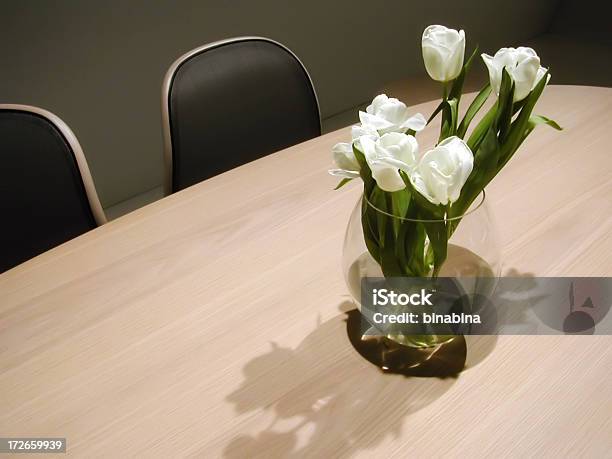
[1,86,611,458]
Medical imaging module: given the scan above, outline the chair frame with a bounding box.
[161,36,321,195]
[0,104,107,226]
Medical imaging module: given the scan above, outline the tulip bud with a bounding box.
[481,47,549,102]
[422,25,466,82]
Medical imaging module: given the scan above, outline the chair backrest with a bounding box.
[162,37,321,194]
[0,104,106,273]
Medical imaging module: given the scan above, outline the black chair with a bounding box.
[162,37,321,194]
[0,105,106,273]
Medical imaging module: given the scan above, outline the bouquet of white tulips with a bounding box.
[330,25,561,278]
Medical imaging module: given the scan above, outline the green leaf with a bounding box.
[427,100,446,124]
[333,178,353,190]
[396,215,427,277]
[496,68,515,143]
[369,187,388,249]
[379,220,405,277]
[467,103,496,152]
[353,144,368,172]
[440,98,459,141]
[408,222,428,276]
[512,97,528,115]
[361,196,381,263]
[448,124,499,231]
[434,48,478,140]
[398,171,448,276]
[353,145,374,197]
[449,46,479,100]
[513,114,562,153]
[457,83,491,139]
[394,214,412,274]
[390,190,410,237]
[354,146,383,264]
[398,171,441,215]
[422,216,448,277]
[366,188,407,278]
[496,69,550,170]
[529,114,563,130]
[450,71,555,238]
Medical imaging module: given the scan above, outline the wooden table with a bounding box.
[1,86,611,458]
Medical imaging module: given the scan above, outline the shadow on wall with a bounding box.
[220,302,497,457]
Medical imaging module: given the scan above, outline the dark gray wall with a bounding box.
[0,0,558,208]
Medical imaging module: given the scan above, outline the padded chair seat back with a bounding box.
[0,108,103,272]
[164,38,321,193]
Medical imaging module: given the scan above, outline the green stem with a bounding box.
[446,204,452,241]
[442,81,449,100]
[466,103,496,151]
[440,82,450,141]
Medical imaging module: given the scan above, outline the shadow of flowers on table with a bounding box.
[222,302,481,458]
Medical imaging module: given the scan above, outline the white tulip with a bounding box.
[409,136,473,205]
[359,132,419,192]
[351,123,379,151]
[329,142,360,179]
[359,94,426,135]
[481,47,549,102]
[329,124,380,178]
[422,25,466,82]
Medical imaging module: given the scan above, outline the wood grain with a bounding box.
[1,86,611,458]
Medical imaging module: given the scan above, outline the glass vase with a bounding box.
[342,190,501,349]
